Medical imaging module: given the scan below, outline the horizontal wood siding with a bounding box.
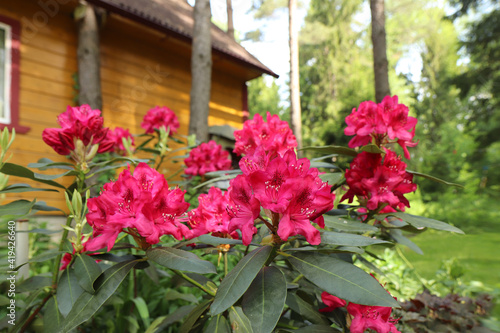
[1,1,247,214]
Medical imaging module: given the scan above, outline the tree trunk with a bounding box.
[289,0,303,155]
[226,0,235,40]
[370,0,391,103]
[189,0,212,143]
[76,3,102,110]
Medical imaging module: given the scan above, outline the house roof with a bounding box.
[86,0,279,78]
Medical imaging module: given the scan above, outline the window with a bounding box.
[0,15,28,133]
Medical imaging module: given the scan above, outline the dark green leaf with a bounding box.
[0,163,66,189]
[17,276,51,293]
[194,173,239,190]
[377,212,464,234]
[241,266,287,333]
[287,252,399,307]
[33,201,63,212]
[204,169,242,177]
[147,247,216,274]
[300,145,358,157]
[205,314,231,333]
[179,299,211,333]
[294,325,340,332]
[57,268,84,317]
[319,173,344,185]
[360,144,385,154]
[229,306,253,333]
[321,231,389,247]
[210,246,273,316]
[0,184,58,194]
[389,229,423,255]
[0,199,36,217]
[407,170,464,188]
[43,296,63,332]
[30,250,65,263]
[195,234,244,246]
[74,254,102,293]
[144,305,196,333]
[28,158,74,170]
[57,260,139,333]
[286,293,330,325]
[131,297,150,327]
[164,289,199,303]
[310,161,337,169]
[323,215,378,233]
[34,170,78,180]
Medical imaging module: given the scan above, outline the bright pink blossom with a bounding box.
[42,105,114,156]
[184,140,232,176]
[228,148,334,245]
[187,187,238,239]
[345,96,418,159]
[85,163,190,251]
[341,149,417,213]
[141,106,180,135]
[108,127,135,155]
[234,112,297,157]
[320,292,400,333]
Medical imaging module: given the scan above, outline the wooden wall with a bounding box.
[0,0,249,214]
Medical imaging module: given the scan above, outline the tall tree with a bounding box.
[289,0,303,153]
[226,0,235,39]
[370,0,390,102]
[76,3,102,109]
[189,0,212,143]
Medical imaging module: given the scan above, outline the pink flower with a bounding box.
[42,105,114,156]
[107,127,135,155]
[341,149,417,213]
[320,292,401,333]
[86,163,190,251]
[344,96,418,159]
[234,112,297,157]
[141,106,180,135]
[187,187,238,239]
[184,140,232,176]
[228,149,334,245]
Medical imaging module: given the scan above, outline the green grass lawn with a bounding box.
[403,231,500,287]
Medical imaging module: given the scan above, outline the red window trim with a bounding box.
[0,14,29,134]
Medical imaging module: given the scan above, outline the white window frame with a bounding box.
[0,21,12,125]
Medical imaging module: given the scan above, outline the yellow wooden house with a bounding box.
[0,0,277,212]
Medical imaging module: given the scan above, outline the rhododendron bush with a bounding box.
[0,97,466,333]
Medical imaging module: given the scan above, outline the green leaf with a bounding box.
[131,297,150,328]
[144,305,196,333]
[389,229,423,255]
[0,162,66,189]
[319,173,344,185]
[229,306,253,333]
[0,199,36,217]
[407,170,464,188]
[323,215,378,233]
[28,158,74,170]
[179,299,212,333]
[286,252,399,307]
[195,234,244,246]
[310,161,337,169]
[34,170,78,180]
[194,173,239,190]
[17,276,52,293]
[210,246,273,316]
[0,184,58,194]
[286,293,330,325]
[205,314,231,333]
[241,266,287,333]
[57,260,139,333]
[43,296,63,333]
[321,232,390,247]
[57,268,84,317]
[294,325,340,332]
[360,144,385,154]
[74,254,103,293]
[377,212,464,234]
[300,145,358,157]
[164,289,199,304]
[33,201,63,212]
[147,247,216,274]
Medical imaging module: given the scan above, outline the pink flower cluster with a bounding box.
[341,149,416,213]
[85,163,189,251]
[345,96,417,159]
[107,127,135,156]
[320,292,400,333]
[141,106,180,135]
[233,112,297,157]
[187,187,238,239]
[227,147,334,245]
[184,140,232,176]
[42,105,114,156]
